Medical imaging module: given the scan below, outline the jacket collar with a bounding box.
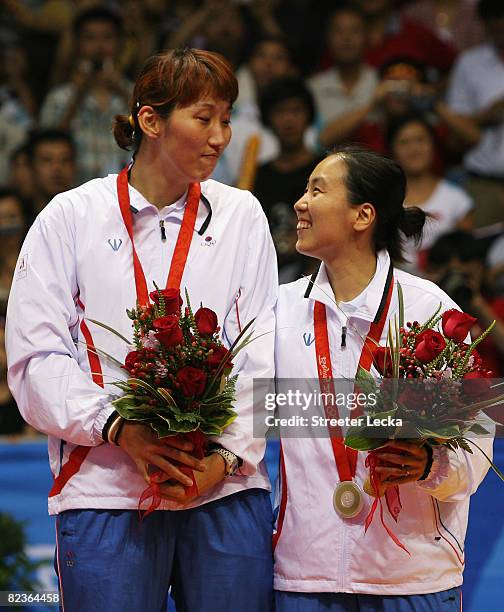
[120,176,213,236]
[303,250,393,323]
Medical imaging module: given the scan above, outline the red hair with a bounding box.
[114,48,238,150]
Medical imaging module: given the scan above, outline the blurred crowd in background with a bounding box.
[1,0,504,437]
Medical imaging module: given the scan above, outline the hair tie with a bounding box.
[128,114,135,129]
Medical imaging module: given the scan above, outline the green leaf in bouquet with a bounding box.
[468,423,490,436]
[157,387,177,406]
[111,381,134,393]
[151,420,175,437]
[86,318,131,345]
[202,375,238,408]
[397,282,404,331]
[198,424,223,436]
[418,303,442,333]
[171,410,199,424]
[78,341,124,370]
[112,395,154,420]
[454,320,496,378]
[151,412,199,436]
[344,435,388,451]
[454,438,473,453]
[199,410,237,435]
[127,378,165,402]
[345,408,398,449]
[416,424,461,440]
[355,366,377,394]
[203,319,256,399]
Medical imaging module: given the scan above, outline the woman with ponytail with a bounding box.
[273,145,491,610]
[7,49,277,611]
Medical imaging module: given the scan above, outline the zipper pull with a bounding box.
[341,326,347,349]
[159,219,166,241]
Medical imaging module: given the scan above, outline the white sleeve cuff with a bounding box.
[92,401,117,445]
[417,445,450,490]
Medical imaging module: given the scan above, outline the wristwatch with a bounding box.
[209,445,240,477]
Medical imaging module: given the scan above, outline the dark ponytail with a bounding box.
[113,113,136,151]
[399,206,426,242]
[329,145,426,262]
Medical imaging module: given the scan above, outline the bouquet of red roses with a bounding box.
[88,286,255,514]
[345,286,504,485]
[94,287,254,444]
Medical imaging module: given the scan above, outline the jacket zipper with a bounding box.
[159,219,166,241]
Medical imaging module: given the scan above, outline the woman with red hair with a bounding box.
[7,49,277,611]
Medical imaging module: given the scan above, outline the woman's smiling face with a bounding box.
[294,155,362,261]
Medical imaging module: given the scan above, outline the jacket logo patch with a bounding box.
[16,253,28,279]
[201,235,216,247]
[108,238,122,251]
[303,332,315,347]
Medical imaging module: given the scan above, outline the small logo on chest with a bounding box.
[201,235,216,247]
[108,238,123,251]
[303,332,315,347]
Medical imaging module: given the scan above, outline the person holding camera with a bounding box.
[39,7,131,183]
[319,56,480,168]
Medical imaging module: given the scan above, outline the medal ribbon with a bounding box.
[313,263,394,481]
[313,263,409,552]
[116,167,201,306]
[116,167,202,514]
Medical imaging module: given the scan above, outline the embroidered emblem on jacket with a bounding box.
[108,238,123,251]
[303,332,315,347]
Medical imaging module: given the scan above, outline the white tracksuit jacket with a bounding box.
[6,174,277,515]
[273,250,493,595]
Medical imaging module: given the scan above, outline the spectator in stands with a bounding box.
[213,35,302,187]
[253,77,321,283]
[8,143,34,207]
[162,0,248,70]
[25,129,76,222]
[39,7,131,183]
[427,230,504,376]
[388,114,474,272]
[352,0,456,72]
[446,0,504,228]
[320,56,480,166]
[308,5,378,131]
[0,42,35,183]
[0,188,26,302]
[235,34,297,118]
[402,0,484,53]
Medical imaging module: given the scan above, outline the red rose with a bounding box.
[415,330,446,363]
[124,350,140,372]
[441,309,476,343]
[149,288,182,315]
[177,366,207,397]
[373,346,392,376]
[206,344,232,369]
[153,315,183,347]
[462,370,493,400]
[194,307,218,336]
